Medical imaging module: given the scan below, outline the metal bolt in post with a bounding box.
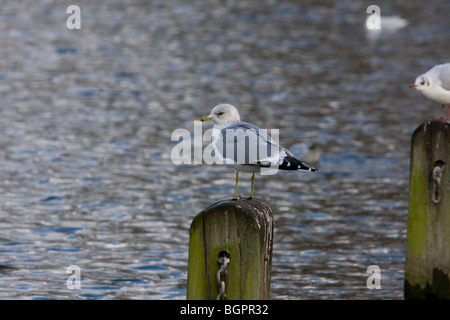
[216,251,230,300]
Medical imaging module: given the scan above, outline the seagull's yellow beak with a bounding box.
[200,115,213,122]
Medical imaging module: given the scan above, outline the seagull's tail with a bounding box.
[279,155,318,172]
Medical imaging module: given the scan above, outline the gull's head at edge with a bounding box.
[200,104,241,125]
[410,74,430,91]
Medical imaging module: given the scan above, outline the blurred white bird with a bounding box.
[365,15,408,42]
[288,143,321,164]
[410,63,450,121]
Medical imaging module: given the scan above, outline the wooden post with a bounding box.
[187,198,274,300]
[405,120,450,299]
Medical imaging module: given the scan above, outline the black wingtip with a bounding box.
[279,155,318,172]
[302,165,318,172]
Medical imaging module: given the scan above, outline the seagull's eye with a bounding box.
[217,112,224,116]
[420,80,425,85]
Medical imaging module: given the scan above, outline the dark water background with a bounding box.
[0,0,449,299]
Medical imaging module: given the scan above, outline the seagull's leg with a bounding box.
[233,171,239,200]
[222,171,240,201]
[241,173,255,199]
[446,105,450,121]
[250,172,255,198]
[440,105,445,120]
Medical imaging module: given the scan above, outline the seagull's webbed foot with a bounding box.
[222,195,240,201]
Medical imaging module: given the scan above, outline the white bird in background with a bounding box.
[288,143,321,164]
[200,104,317,200]
[410,63,450,121]
[365,15,408,42]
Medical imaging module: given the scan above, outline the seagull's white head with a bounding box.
[410,74,431,91]
[200,104,241,126]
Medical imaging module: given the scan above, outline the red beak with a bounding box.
[410,84,418,88]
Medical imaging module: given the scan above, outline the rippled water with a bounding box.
[0,0,449,299]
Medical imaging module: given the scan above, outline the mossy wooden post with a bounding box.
[187,198,274,300]
[405,120,450,299]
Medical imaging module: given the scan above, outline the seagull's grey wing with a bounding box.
[437,64,450,91]
[217,121,285,166]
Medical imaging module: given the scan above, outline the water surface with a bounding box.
[0,0,449,299]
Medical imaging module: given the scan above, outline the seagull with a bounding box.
[410,63,450,121]
[200,104,317,200]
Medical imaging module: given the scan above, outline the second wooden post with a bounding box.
[405,120,450,299]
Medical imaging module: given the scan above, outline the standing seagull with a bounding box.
[410,63,450,121]
[200,104,317,200]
